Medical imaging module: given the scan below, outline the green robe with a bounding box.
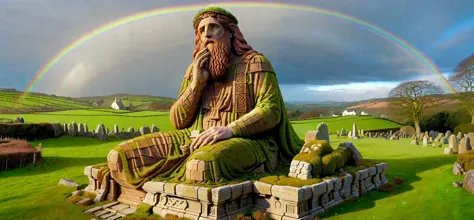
[107,52,303,188]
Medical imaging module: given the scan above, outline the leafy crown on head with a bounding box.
[193,6,238,28]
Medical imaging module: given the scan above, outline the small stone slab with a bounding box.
[253,181,272,195]
[102,202,120,209]
[76,198,93,206]
[176,184,199,199]
[143,181,165,193]
[211,185,232,204]
[100,213,116,219]
[58,178,81,190]
[271,185,305,202]
[111,204,129,211]
[121,207,137,215]
[84,206,103,214]
[106,215,122,220]
[94,210,111,217]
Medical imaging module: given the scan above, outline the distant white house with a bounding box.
[111,98,125,110]
[342,110,357,116]
[360,111,370,116]
[332,114,340,117]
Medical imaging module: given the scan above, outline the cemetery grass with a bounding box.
[1,133,473,219]
[0,111,400,137]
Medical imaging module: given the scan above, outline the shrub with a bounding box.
[454,123,474,135]
[399,126,415,136]
[457,150,474,171]
[0,123,56,141]
[252,210,270,220]
[392,177,405,185]
[379,182,397,193]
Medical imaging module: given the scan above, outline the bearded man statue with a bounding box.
[97,6,304,204]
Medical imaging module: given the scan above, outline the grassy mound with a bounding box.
[457,150,474,171]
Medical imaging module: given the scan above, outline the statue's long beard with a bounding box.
[207,41,231,80]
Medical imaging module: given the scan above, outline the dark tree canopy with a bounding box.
[388,80,443,135]
[450,52,474,123]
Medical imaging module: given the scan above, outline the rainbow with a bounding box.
[21,1,455,102]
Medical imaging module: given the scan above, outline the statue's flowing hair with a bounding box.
[193,13,254,58]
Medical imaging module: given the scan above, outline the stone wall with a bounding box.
[50,122,160,141]
[131,163,389,220]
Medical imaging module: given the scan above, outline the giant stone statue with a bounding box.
[93,6,356,204]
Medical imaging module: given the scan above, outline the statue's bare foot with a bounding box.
[185,159,212,182]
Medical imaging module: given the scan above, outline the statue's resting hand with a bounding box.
[190,126,233,152]
[191,47,210,90]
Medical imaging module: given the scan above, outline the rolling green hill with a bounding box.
[0,91,91,113]
[77,93,175,110]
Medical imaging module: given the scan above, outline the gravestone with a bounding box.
[423,136,428,147]
[128,127,134,133]
[340,128,347,136]
[114,124,119,133]
[151,124,159,133]
[458,137,472,154]
[352,123,359,139]
[449,135,458,153]
[84,124,89,133]
[457,132,463,142]
[316,122,329,143]
[95,124,107,141]
[140,126,151,135]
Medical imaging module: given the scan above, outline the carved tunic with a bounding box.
[169,52,281,137]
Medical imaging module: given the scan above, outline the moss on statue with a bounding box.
[293,140,354,177]
[457,150,474,171]
[259,175,322,187]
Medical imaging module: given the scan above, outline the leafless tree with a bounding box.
[388,80,443,135]
[450,52,474,124]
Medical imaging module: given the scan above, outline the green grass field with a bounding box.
[0,92,91,112]
[0,111,400,136]
[0,113,472,220]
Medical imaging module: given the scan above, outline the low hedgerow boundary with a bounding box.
[0,123,57,141]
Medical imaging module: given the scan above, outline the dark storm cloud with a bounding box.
[1,0,473,101]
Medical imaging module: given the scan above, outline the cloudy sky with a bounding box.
[1,0,473,102]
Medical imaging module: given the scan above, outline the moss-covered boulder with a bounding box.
[292,140,354,178]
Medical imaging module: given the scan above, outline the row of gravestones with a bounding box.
[336,123,362,139]
[365,131,411,140]
[412,131,469,146]
[50,122,160,141]
[443,133,474,155]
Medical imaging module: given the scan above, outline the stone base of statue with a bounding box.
[83,162,389,219]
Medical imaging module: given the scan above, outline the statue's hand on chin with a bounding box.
[191,47,210,90]
[190,126,233,152]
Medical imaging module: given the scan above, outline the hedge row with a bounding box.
[0,123,56,141]
[0,151,41,171]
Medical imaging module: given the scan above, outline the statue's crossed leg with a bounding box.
[107,130,271,187]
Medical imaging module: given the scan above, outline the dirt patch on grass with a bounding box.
[0,138,41,170]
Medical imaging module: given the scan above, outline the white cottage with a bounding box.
[111,98,125,110]
[342,109,357,116]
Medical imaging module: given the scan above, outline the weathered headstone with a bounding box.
[444,147,453,155]
[423,136,428,147]
[340,128,347,136]
[352,123,359,139]
[95,124,107,141]
[316,122,329,143]
[68,122,78,136]
[84,124,89,133]
[78,123,84,134]
[458,137,472,154]
[140,126,151,135]
[63,123,68,133]
[151,124,159,133]
[445,130,452,138]
[449,135,458,153]
[128,127,135,133]
[114,124,119,133]
[347,131,352,139]
[469,133,474,149]
[457,132,463,142]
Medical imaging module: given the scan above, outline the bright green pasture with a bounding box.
[0,92,90,110]
[0,112,399,137]
[291,115,401,137]
[1,127,473,219]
